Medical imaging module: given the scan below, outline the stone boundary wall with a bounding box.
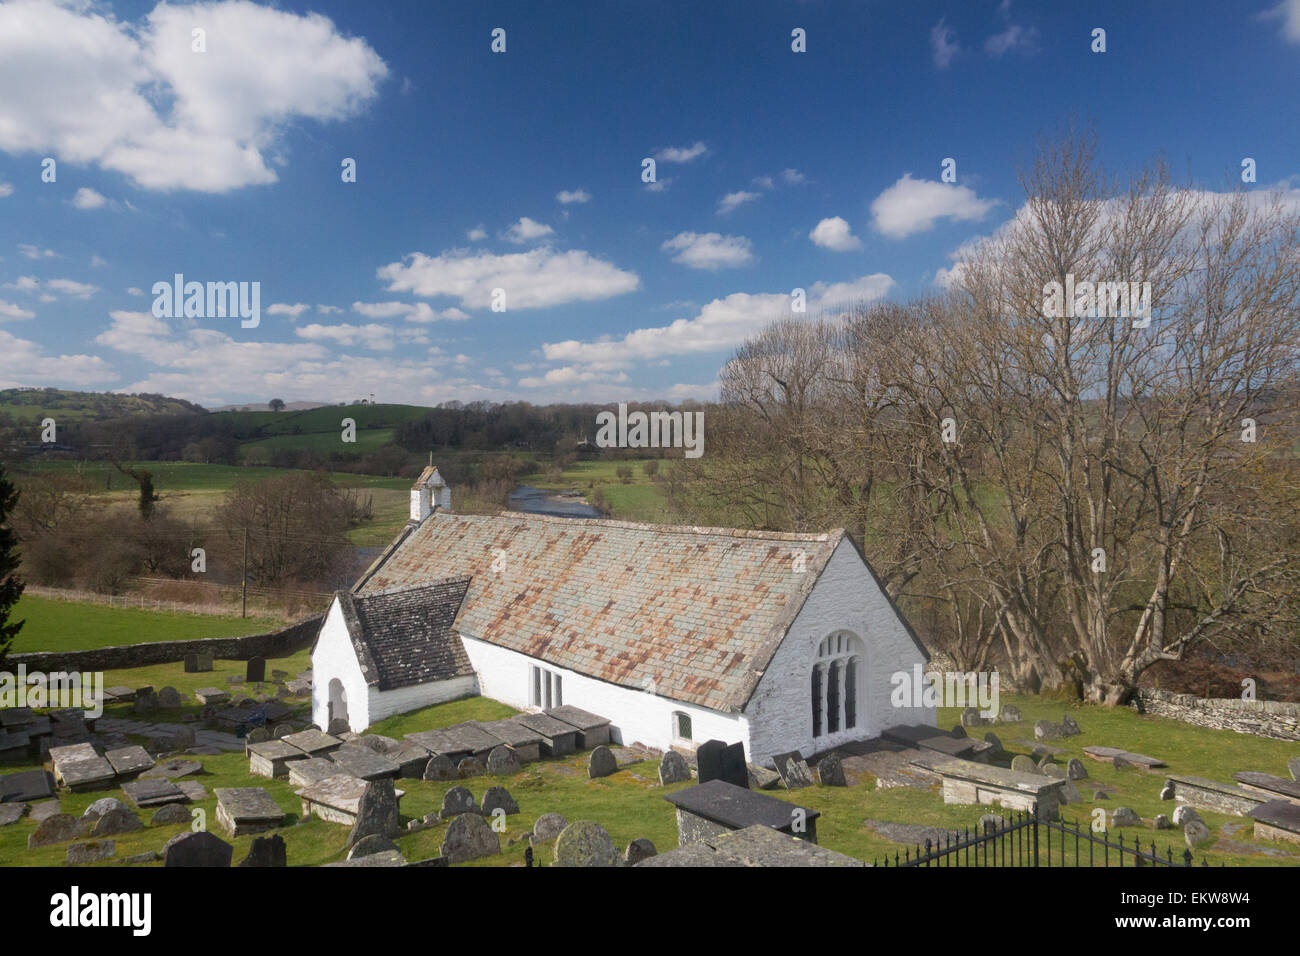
[1,614,324,674]
[1135,688,1300,741]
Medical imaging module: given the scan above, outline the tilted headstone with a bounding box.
[245,657,266,684]
[625,838,657,864]
[999,704,1022,722]
[28,814,86,848]
[485,745,521,776]
[530,812,568,845]
[588,746,617,779]
[438,785,478,820]
[815,752,847,787]
[1066,758,1088,780]
[482,786,519,816]
[1034,719,1064,740]
[1154,814,1171,830]
[1172,805,1202,827]
[1110,807,1141,827]
[157,687,183,708]
[457,757,485,779]
[345,779,400,849]
[239,833,286,867]
[440,812,500,864]
[423,755,457,781]
[150,804,192,827]
[772,751,814,789]
[1061,714,1081,736]
[91,808,143,837]
[346,834,397,861]
[983,732,1004,756]
[658,751,691,786]
[1010,755,1040,775]
[554,820,619,867]
[1184,819,1213,848]
[82,797,131,821]
[163,830,232,867]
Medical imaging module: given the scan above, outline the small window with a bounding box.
[673,711,692,741]
[531,666,541,707]
[553,674,562,707]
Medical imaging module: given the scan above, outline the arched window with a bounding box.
[811,631,865,739]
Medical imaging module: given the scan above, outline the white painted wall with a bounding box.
[311,599,372,732]
[459,634,749,755]
[366,674,478,725]
[744,538,934,764]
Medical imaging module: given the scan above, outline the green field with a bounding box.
[7,595,280,654]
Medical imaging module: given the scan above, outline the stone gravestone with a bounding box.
[530,812,568,846]
[983,732,1004,756]
[238,833,286,867]
[441,812,500,864]
[1061,714,1082,737]
[423,755,457,781]
[999,704,1022,722]
[133,688,159,715]
[1172,805,1202,827]
[771,751,814,789]
[345,779,400,850]
[91,808,143,837]
[246,657,266,684]
[150,804,192,827]
[456,757,485,779]
[68,841,115,865]
[1110,807,1141,827]
[1185,819,1213,849]
[438,785,478,820]
[625,838,657,864]
[183,654,199,674]
[1034,719,1064,740]
[1289,756,1300,783]
[157,687,183,708]
[815,752,847,787]
[327,718,350,736]
[163,830,233,867]
[1010,755,1040,775]
[1066,758,1088,780]
[485,745,520,776]
[553,820,619,867]
[28,814,85,849]
[658,751,690,786]
[482,786,519,816]
[196,651,214,672]
[588,746,617,779]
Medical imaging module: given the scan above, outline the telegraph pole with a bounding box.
[241,527,248,619]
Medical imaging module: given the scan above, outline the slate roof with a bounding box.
[352,512,853,713]
[334,576,474,691]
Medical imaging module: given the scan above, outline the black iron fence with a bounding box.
[874,810,1212,867]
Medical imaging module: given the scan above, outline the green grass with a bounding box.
[3,687,1297,867]
[9,595,281,654]
[238,428,396,460]
[13,460,411,493]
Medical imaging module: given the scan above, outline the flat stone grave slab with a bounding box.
[282,729,342,758]
[194,688,230,706]
[1013,739,1066,755]
[103,686,136,702]
[477,718,543,762]
[0,731,29,761]
[706,824,863,866]
[916,735,981,759]
[105,746,155,779]
[406,722,500,761]
[543,706,612,748]
[175,780,208,802]
[0,707,34,728]
[140,758,202,780]
[1248,799,1300,846]
[387,745,434,778]
[1,769,56,803]
[122,778,189,808]
[215,788,285,837]
[248,739,308,778]
[882,724,951,747]
[323,849,406,867]
[1164,775,1267,816]
[49,743,116,791]
[512,713,580,757]
[921,755,1068,819]
[296,774,405,827]
[329,744,400,781]
[0,802,25,826]
[289,758,345,789]
[665,780,818,843]
[1232,772,1300,804]
[1083,746,1166,768]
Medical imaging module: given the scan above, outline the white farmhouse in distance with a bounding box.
[311,468,935,765]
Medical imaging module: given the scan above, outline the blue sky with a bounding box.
[0,0,1297,408]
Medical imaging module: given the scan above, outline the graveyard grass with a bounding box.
[2,678,1298,866]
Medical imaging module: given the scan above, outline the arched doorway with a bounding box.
[328,678,348,729]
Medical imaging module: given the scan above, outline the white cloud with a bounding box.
[127,286,144,296]
[809,216,862,251]
[717,190,760,215]
[0,299,35,320]
[502,217,555,244]
[661,232,754,270]
[0,183,12,198]
[4,276,39,293]
[71,187,107,209]
[556,188,590,204]
[931,19,960,68]
[540,273,893,366]
[0,0,387,193]
[986,23,1038,56]
[466,225,487,241]
[870,174,998,239]
[266,302,311,319]
[294,322,428,351]
[752,176,775,190]
[46,278,98,298]
[91,255,107,268]
[654,141,708,163]
[316,303,342,314]
[1264,0,1300,43]
[377,247,639,311]
[0,328,115,385]
[644,177,673,193]
[18,244,55,259]
[782,168,807,185]
[351,300,469,322]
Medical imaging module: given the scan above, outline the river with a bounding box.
[507,484,602,518]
